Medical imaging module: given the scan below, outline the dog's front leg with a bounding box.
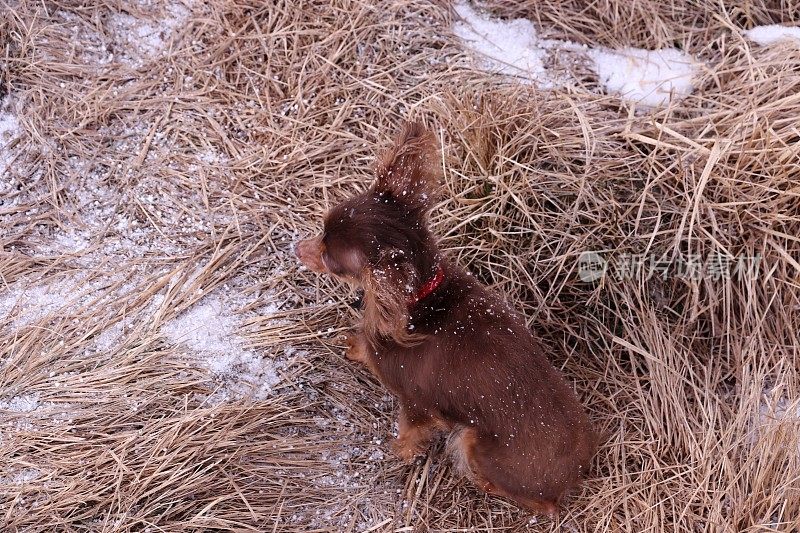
[343,331,380,376]
[344,331,369,363]
[392,404,437,463]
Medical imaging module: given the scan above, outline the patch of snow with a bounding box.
[161,295,280,402]
[108,2,191,66]
[756,391,799,427]
[93,293,166,353]
[749,386,800,448]
[0,268,148,338]
[0,94,20,175]
[588,47,697,108]
[451,1,698,107]
[51,11,114,66]
[745,25,800,46]
[196,148,227,166]
[0,468,41,485]
[453,1,548,83]
[0,393,75,436]
[0,276,97,328]
[94,322,127,353]
[51,232,91,254]
[0,395,42,413]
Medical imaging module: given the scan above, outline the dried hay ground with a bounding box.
[1,0,800,531]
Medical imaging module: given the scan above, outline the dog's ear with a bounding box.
[374,122,442,210]
[361,249,423,346]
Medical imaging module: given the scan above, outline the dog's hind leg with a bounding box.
[448,427,560,518]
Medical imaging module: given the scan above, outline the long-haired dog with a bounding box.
[295,122,596,515]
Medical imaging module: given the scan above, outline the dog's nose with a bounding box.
[294,240,311,263]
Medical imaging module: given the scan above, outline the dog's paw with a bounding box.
[343,333,368,363]
[391,436,425,464]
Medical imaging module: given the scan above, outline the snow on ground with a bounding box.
[746,385,800,475]
[0,1,287,414]
[49,11,115,66]
[746,25,800,46]
[0,258,288,405]
[0,468,41,485]
[753,387,800,443]
[0,395,43,413]
[108,1,192,66]
[162,295,281,403]
[0,274,120,330]
[0,94,19,175]
[452,0,699,107]
[46,1,193,67]
[0,392,75,436]
[452,1,549,84]
[588,48,696,108]
[2,166,289,407]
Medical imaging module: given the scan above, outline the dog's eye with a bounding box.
[322,251,351,277]
[321,251,340,274]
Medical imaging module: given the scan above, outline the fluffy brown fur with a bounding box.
[295,122,596,516]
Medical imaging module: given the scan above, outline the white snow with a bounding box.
[0,392,75,437]
[0,266,148,343]
[756,390,799,428]
[589,48,696,107]
[0,113,290,404]
[452,1,698,107]
[108,2,191,66]
[0,468,41,485]
[748,386,800,452]
[0,276,99,329]
[161,295,280,402]
[0,271,287,407]
[453,1,547,83]
[0,94,20,175]
[745,25,800,46]
[94,293,166,353]
[0,395,42,413]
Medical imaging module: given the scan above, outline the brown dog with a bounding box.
[295,123,596,516]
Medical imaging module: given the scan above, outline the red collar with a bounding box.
[407,264,445,306]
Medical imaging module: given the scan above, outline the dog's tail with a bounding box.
[445,425,472,477]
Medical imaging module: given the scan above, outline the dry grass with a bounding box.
[1,0,799,531]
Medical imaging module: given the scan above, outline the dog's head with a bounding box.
[295,122,442,343]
